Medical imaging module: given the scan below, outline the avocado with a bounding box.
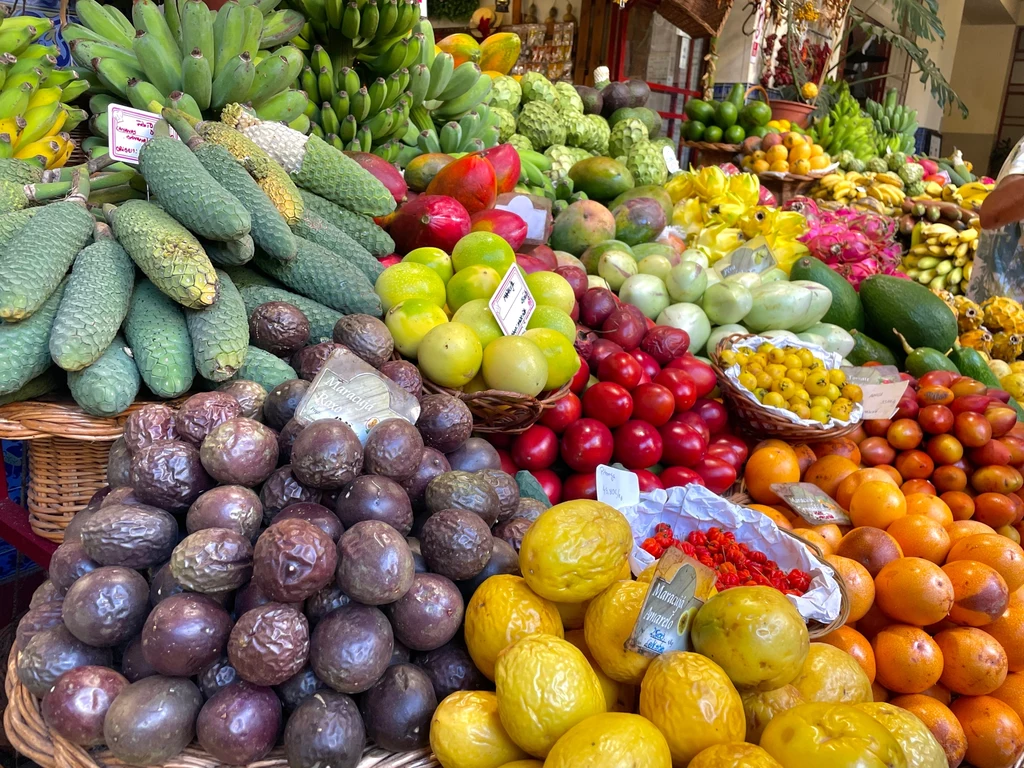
[417,393,473,453]
[714,101,738,129]
[600,81,631,116]
[360,664,437,751]
[228,603,310,686]
[609,107,661,138]
[249,301,311,357]
[196,682,282,764]
[333,313,394,368]
[275,502,345,542]
[200,417,280,486]
[575,84,603,115]
[740,99,772,127]
[61,566,149,647]
[284,690,365,768]
[80,503,178,569]
[170,528,255,594]
[186,485,264,541]
[254,518,337,602]
[626,79,650,107]
[41,666,128,747]
[846,330,900,367]
[17,624,112,697]
[684,98,715,125]
[335,475,414,534]
[104,676,203,765]
[141,593,233,676]
[387,572,463,651]
[789,257,865,332]
[426,471,502,526]
[310,603,393,694]
[336,519,415,605]
[859,274,958,356]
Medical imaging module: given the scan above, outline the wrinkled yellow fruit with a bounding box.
[741,684,805,743]
[544,713,672,768]
[689,743,784,768]
[855,703,945,768]
[464,575,563,680]
[639,651,745,765]
[564,629,636,713]
[791,643,873,704]
[584,580,652,685]
[760,702,908,768]
[429,691,528,768]
[495,634,606,757]
[554,599,589,630]
[519,500,632,603]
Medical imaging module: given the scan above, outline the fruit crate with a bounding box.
[3,644,442,768]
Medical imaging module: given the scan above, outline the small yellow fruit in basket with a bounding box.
[841,383,863,402]
[769,160,791,174]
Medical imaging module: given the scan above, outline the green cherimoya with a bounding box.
[866,156,888,174]
[554,81,584,115]
[490,74,522,113]
[517,101,566,151]
[545,145,593,181]
[886,151,907,172]
[520,72,558,106]
[506,133,534,153]
[906,180,926,197]
[626,140,669,186]
[493,107,517,142]
[609,117,649,161]
[898,162,924,185]
[587,114,611,155]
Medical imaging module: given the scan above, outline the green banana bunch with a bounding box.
[866,87,918,155]
[66,0,307,125]
[813,81,876,162]
[0,13,86,167]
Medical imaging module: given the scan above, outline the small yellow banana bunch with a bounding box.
[0,11,88,168]
[809,171,865,205]
[955,181,994,210]
[901,220,979,294]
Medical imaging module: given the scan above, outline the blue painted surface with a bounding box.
[12,2,80,67]
[3,440,23,505]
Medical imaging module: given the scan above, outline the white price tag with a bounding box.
[596,464,640,510]
[495,195,549,243]
[489,263,535,336]
[860,380,910,420]
[771,482,851,526]
[107,105,177,164]
[662,146,681,175]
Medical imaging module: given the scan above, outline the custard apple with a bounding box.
[491,75,522,113]
[866,156,888,174]
[626,140,669,186]
[554,81,584,115]
[545,145,592,180]
[506,133,534,153]
[565,113,596,150]
[587,114,611,155]
[516,101,566,150]
[493,107,517,142]
[520,72,558,106]
[609,117,649,160]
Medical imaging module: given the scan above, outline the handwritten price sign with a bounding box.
[108,105,177,164]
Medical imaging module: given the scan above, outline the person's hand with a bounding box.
[980,174,1024,230]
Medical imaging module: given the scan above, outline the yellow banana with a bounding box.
[958,227,979,243]
[46,134,72,169]
[14,135,60,163]
[15,101,61,148]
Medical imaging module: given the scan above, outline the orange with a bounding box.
[818,626,875,683]
[905,493,954,527]
[835,528,904,578]
[935,627,1008,696]
[987,589,1024,672]
[812,437,862,465]
[848,481,907,529]
[790,528,832,556]
[949,694,1024,768]
[947,534,1024,592]
[875,465,904,485]
[836,468,899,510]
[874,557,954,626]
[744,445,801,504]
[918,684,953,705]
[791,443,817,475]
[886,515,951,564]
[811,524,843,552]
[788,143,811,163]
[824,555,874,622]
[947,520,997,547]
[747,503,793,530]
[992,671,1024,725]
[765,144,788,164]
[942,560,1010,627]
[803,455,859,499]
[871,681,889,702]
[889,694,967,767]
[942,491,976,521]
[871,624,943,694]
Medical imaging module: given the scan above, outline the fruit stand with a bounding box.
[5,0,1024,767]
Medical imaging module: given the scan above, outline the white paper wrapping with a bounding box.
[723,335,863,429]
[759,161,841,180]
[620,484,843,624]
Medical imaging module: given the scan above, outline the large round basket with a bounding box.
[710,333,861,444]
[421,380,571,434]
[3,646,440,768]
[0,399,178,543]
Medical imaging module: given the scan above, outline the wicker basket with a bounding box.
[710,333,861,443]
[657,0,734,38]
[683,141,741,168]
[757,173,814,204]
[421,380,571,434]
[4,646,440,768]
[0,399,176,543]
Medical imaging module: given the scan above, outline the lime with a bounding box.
[451,231,516,274]
[375,262,447,312]
[725,124,746,144]
[525,272,575,314]
[524,328,580,389]
[452,299,503,348]
[417,321,483,388]
[482,336,548,396]
[704,125,723,143]
[403,247,454,284]
[384,299,449,357]
[526,305,576,343]
[447,264,502,312]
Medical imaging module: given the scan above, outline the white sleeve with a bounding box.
[998,142,1024,182]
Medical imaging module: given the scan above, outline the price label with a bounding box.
[842,366,902,385]
[662,146,681,175]
[107,105,177,164]
[489,263,536,336]
[626,548,717,657]
[771,482,851,526]
[596,464,640,510]
[717,235,777,277]
[860,380,909,419]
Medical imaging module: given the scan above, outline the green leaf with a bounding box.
[516,470,552,507]
[883,0,945,42]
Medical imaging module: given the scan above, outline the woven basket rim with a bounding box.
[682,140,742,152]
[0,397,187,441]
[420,379,571,434]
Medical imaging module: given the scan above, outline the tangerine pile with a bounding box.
[741,378,1024,768]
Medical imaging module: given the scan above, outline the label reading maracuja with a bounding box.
[294,348,420,442]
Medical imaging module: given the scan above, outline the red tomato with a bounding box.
[598,351,643,390]
[636,369,652,386]
[531,469,562,505]
[660,422,707,467]
[706,443,744,471]
[631,383,675,427]
[561,472,597,501]
[692,398,729,434]
[613,421,664,469]
[667,355,717,397]
[560,418,614,473]
[710,434,749,465]
[540,392,582,434]
[510,424,559,470]
[654,368,698,412]
[496,448,517,475]
[630,348,662,380]
[693,456,737,493]
[582,382,633,428]
[569,355,590,394]
[660,466,705,489]
[672,411,710,444]
[634,469,664,492]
